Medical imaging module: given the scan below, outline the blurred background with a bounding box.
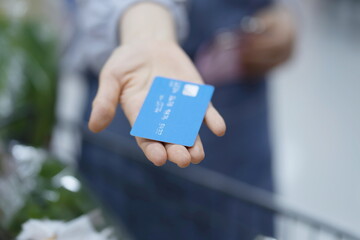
[0,0,359,239]
[271,0,360,236]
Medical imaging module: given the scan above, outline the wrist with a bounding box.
[119,2,177,45]
[117,39,182,64]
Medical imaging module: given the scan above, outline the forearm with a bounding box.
[120,2,177,45]
[74,0,187,72]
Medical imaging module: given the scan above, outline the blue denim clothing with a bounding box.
[184,0,272,57]
[79,0,274,239]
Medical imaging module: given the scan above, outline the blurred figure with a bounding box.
[195,6,295,85]
[75,0,295,239]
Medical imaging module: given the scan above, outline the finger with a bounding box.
[242,61,275,77]
[241,47,290,73]
[136,137,167,166]
[241,23,295,55]
[188,136,205,164]
[241,34,282,56]
[241,35,292,65]
[88,71,121,133]
[165,144,191,168]
[252,7,279,34]
[242,50,286,66]
[204,104,226,137]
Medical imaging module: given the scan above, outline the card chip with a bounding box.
[182,84,199,97]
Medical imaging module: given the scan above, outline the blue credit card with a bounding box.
[130,76,214,147]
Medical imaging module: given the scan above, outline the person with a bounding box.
[76,0,296,239]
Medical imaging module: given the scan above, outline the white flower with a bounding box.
[17,215,114,240]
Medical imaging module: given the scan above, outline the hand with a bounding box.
[88,40,226,168]
[241,6,296,78]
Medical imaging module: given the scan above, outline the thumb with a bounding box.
[88,70,121,133]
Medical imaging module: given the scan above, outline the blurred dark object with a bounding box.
[0,3,58,147]
[195,17,265,86]
[195,29,245,86]
[195,7,296,84]
[240,7,296,78]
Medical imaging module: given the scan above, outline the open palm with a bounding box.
[88,40,226,168]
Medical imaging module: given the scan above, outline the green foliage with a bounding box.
[0,17,58,146]
[0,16,97,239]
[7,158,96,238]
